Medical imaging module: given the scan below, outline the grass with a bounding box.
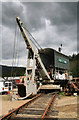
[60,92,65,96]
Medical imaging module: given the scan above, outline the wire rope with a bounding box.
[24,27,42,50]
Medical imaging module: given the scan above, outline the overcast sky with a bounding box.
[1,1,78,67]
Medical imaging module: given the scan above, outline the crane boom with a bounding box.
[16,16,51,82]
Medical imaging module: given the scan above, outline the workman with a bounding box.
[48,65,54,80]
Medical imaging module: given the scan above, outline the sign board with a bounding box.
[54,51,69,69]
[58,58,67,64]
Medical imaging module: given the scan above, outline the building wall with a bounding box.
[39,48,54,70]
[39,48,69,71]
[54,51,69,70]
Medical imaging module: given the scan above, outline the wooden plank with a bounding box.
[16,114,41,118]
[24,108,45,110]
[40,85,60,89]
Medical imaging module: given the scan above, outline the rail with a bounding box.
[1,92,58,120]
[1,93,41,120]
[41,93,57,119]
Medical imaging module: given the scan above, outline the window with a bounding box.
[5,83,8,87]
[9,83,11,86]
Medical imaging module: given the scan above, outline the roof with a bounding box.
[38,48,69,58]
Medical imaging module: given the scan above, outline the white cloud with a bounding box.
[2,57,27,67]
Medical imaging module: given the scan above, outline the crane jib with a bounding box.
[16,16,52,82]
[16,17,31,49]
[16,17,23,32]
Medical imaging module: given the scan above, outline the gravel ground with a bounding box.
[0,94,78,119]
[0,95,30,117]
[56,95,78,118]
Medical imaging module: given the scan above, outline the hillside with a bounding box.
[0,53,79,78]
[69,53,79,77]
[0,65,26,77]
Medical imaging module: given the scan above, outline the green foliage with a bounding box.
[69,53,79,77]
[0,65,26,77]
[60,92,65,96]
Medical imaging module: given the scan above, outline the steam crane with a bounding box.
[16,17,79,98]
[16,17,55,98]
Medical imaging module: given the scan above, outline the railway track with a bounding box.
[1,92,58,120]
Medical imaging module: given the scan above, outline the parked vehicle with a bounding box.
[0,79,12,94]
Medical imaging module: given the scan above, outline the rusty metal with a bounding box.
[41,93,57,119]
[64,78,79,95]
[1,93,41,120]
[1,93,58,120]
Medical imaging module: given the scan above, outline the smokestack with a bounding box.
[58,44,62,53]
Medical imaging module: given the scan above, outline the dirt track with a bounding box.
[56,95,78,118]
[0,94,78,118]
[0,95,30,117]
